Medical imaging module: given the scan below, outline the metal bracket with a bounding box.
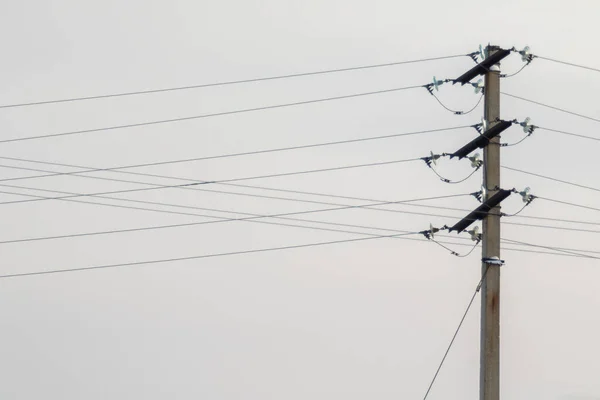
[482,256,505,266]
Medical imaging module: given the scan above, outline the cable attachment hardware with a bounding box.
[482,256,505,266]
[518,45,533,63]
[471,79,485,94]
[421,223,447,240]
[473,185,490,203]
[468,51,479,64]
[519,117,535,134]
[467,153,483,169]
[500,117,537,147]
[474,117,488,134]
[471,189,484,202]
[478,44,488,62]
[466,226,482,242]
[515,187,535,204]
[425,77,450,94]
[422,151,444,167]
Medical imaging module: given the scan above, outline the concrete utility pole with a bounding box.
[480,45,501,400]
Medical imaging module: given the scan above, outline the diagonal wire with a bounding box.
[0,185,471,225]
[0,232,423,279]
[0,157,421,206]
[502,166,600,193]
[536,196,600,213]
[534,55,600,74]
[1,232,592,280]
[0,85,425,144]
[536,126,600,142]
[0,125,471,183]
[4,162,600,234]
[422,266,489,400]
[5,158,600,233]
[0,193,596,259]
[501,92,600,124]
[0,54,468,109]
[502,238,600,260]
[5,182,600,236]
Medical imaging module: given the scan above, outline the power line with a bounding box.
[0,231,592,280]
[0,232,425,279]
[0,84,426,144]
[0,153,483,216]
[534,55,600,74]
[500,246,595,258]
[0,206,436,246]
[0,125,472,183]
[3,160,600,233]
[501,92,600,124]
[0,189,465,242]
[0,169,471,220]
[0,194,591,258]
[0,54,468,109]
[502,165,600,193]
[502,239,600,256]
[0,184,473,228]
[0,180,593,262]
[536,196,600,214]
[422,266,489,400]
[502,238,600,260]
[536,126,600,143]
[0,157,421,206]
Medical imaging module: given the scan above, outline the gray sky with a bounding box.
[0,0,599,399]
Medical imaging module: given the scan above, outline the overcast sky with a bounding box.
[0,0,599,399]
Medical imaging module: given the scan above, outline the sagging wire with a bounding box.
[502,188,536,217]
[420,224,481,257]
[427,89,484,115]
[430,166,481,184]
[500,62,532,78]
[473,117,536,147]
[469,44,534,78]
[501,46,535,78]
[501,117,537,147]
[425,77,484,115]
[422,151,482,184]
[471,186,535,217]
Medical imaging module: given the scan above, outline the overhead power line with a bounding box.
[0,232,424,279]
[0,183,471,226]
[502,165,600,193]
[0,187,594,259]
[534,55,600,74]
[0,166,473,221]
[0,84,425,144]
[536,126,600,143]
[537,196,600,213]
[4,177,600,243]
[501,92,600,124]
[503,238,600,260]
[0,124,472,183]
[503,239,600,256]
[0,54,468,109]
[2,158,600,230]
[0,196,460,246]
[0,230,593,280]
[0,157,421,206]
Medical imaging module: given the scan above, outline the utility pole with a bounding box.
[480,45,501,400]
[448,44,512,400]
